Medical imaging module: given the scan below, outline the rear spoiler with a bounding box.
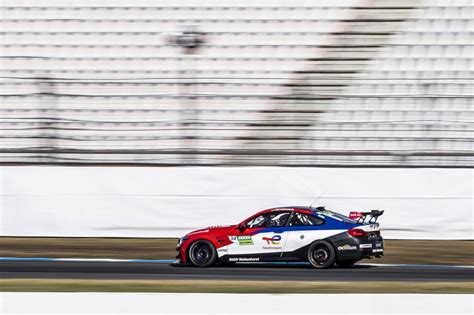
[349,210,384,224]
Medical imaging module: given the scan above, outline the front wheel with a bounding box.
[307,241,336,269]
[188,240,217,267]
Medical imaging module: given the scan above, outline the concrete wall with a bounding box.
[1,167,472,239]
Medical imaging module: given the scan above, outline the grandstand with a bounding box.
[0,0,472,166]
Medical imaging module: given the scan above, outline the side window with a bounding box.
[289,213,324,227]
[246,211,291,228]
[268,212,290,227]
[246,214,267,228]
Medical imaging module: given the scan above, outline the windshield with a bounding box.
[316,210,357,224]
[246,211,291,228]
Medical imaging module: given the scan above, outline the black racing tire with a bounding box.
[336,259,358,268]
[307,241,336,269]
[187,240,218,267]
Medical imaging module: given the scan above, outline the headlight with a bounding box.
[177,236,189,247]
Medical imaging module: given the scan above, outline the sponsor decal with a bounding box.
[372,248,384,253]
[375,242,383,248]
[263,246,282,250]
[230,235,254,246]
[262,235,281,245]
[337,244,357,251]
[217,248,228,252]
[229,257,260,262]
[359,244,372,249]
[262,235,282,250]
[349,211,362,219]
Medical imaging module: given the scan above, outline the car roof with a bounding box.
[267,206,317,213]
[248,206,327,220]
[271,206,318,210]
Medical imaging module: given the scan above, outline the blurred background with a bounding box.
[0,0,472,167]
[0,0,472,241]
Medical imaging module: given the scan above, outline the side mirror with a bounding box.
[237,223,246,231]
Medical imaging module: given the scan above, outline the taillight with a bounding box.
[348,228,368,237]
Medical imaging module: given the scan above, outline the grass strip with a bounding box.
[1,279,473,294]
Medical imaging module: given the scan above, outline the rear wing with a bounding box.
[349,210,384,224]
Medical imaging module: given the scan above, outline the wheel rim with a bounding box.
[191,243,212,265]
[312,247,329,265]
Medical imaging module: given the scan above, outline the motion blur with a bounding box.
[0,3,473,314]
[0,1,472,167]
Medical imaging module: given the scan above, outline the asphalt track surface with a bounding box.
[1,261,473,282]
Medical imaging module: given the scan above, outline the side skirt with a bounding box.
[218,246,309,264]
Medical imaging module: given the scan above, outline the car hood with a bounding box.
[186,225,236,237]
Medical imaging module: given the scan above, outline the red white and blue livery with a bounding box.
[176,206,384,268]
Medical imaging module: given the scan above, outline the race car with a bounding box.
[175,206,384,268]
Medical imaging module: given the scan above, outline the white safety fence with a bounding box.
[0,167,472,239]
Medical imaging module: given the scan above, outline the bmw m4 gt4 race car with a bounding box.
[176,206,384,268]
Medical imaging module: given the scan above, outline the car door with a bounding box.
[228,211,290,261]
[282,211,327,258]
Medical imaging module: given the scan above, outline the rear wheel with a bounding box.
[336,259,358,268]
[188,240,217,267]
[307,241,336,269]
